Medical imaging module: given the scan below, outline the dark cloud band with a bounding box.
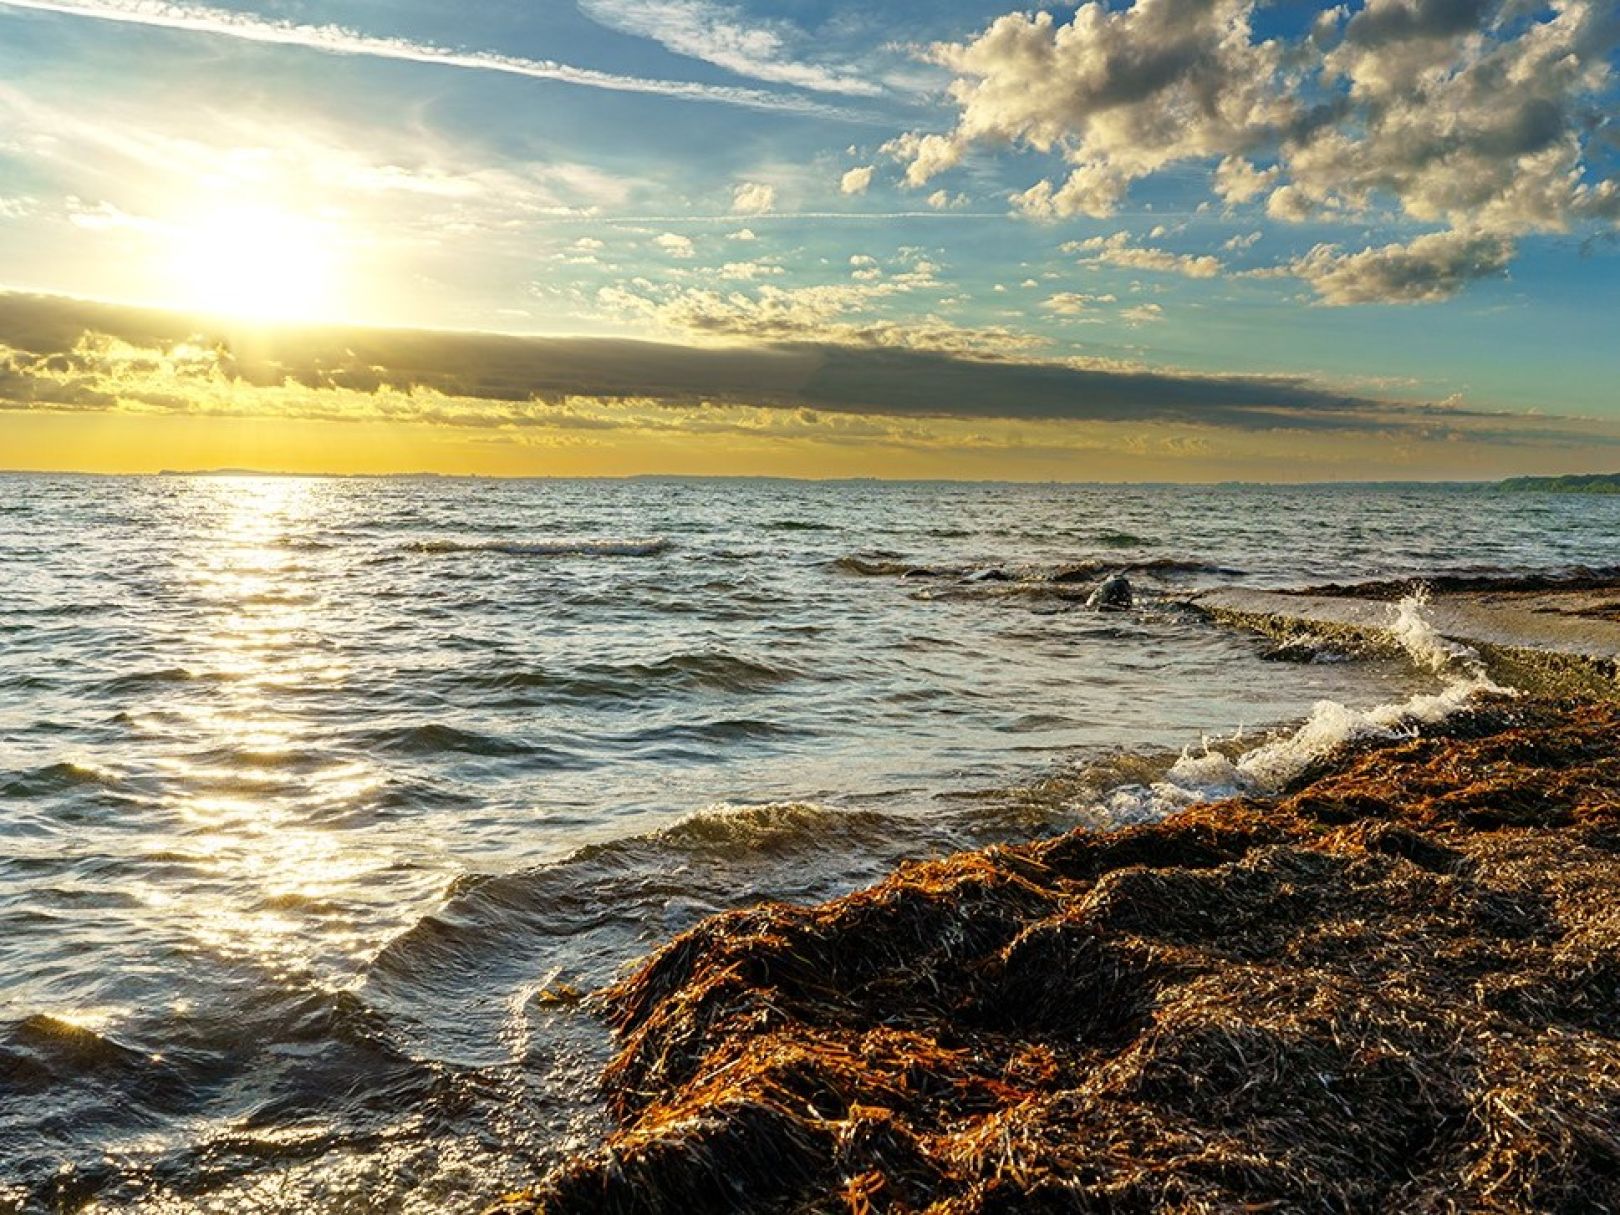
[0,290,1574,441]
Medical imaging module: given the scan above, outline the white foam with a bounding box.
[1387,588,1490,679]
[1099,594,1503,824]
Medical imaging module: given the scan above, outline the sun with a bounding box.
[167,204,344,323]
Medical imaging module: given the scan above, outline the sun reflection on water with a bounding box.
[162,477,390,980]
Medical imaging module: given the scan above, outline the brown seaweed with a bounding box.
[491,696,1620,1214]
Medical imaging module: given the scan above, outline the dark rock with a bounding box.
[1088,573,1133,609]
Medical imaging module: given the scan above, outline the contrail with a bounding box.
[0,0,866,119]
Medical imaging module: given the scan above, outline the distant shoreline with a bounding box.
[1496,473,1620,494]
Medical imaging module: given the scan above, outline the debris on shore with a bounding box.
[492,695,1620,1214]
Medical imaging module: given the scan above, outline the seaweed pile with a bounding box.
[492,696,1620,1214]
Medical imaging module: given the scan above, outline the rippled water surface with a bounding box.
[4,474,1620,1211]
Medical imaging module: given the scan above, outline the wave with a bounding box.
[1049,557,1241,580]
[93,667,200,694]
[833,554,928,577]
[1099,595,1500,823]
[360,723,586,764]
[405,536,672,558]
[1,1013,156,1093]
[834,554,1239,581]
[465,652,802,699]
[366,799,940,1024]
[611,717,800,751]
[1259,634,1354,664]
[1093,530,1155,548]
[0,761,123,798]
[652,800,907,855]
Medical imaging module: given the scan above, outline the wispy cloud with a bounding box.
[0,0,859,116]
[577,0,880,97]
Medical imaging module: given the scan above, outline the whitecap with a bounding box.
[1102,593,1504,824]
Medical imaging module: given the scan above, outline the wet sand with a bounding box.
[488,693,1620,1213]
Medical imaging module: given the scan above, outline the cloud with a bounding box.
[1042,292,1113,314]
[1271,229,1516,304]
[653,232,696,258]
[731,182,778,214]
[575,0,880,96]
[1062,231,1225,278]
[1213,156,1279,206]
[890,3,1291,217]
[716,260,784,280]
[592,266,1033,355]
[883,130,969,189]
[885,0,1620,300]
[0,288,1530,437]
[840,165,876,195]
[1121,303,1165,325]
[0,0,858,117]
[10,289,1620,478]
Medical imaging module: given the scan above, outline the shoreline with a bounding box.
[490,693,1620,1213]
[1192,580,1620,699]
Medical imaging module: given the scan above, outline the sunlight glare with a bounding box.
[168,205,344,322]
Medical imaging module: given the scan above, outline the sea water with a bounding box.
[3,474,1619,1211]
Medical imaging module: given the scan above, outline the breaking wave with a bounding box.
[1099,595,1502,824]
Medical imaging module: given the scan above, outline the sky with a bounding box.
[0,0,1617,480]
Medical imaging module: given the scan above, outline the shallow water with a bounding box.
[3,474,1618,1211]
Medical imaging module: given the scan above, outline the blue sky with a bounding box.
[0,0,1617,477]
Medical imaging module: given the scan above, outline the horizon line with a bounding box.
[0,466,1566,488]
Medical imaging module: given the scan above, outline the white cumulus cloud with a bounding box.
[732,181,778,214]
[654,232,696,258]
[1273,230,1516,305]
[883,0,1620,302]
[840,165,876,195]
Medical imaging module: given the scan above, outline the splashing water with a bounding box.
[1387,587,1496,683]
[1105,594,1505,822]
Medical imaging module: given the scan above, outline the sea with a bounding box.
[3,474,1619,1212]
